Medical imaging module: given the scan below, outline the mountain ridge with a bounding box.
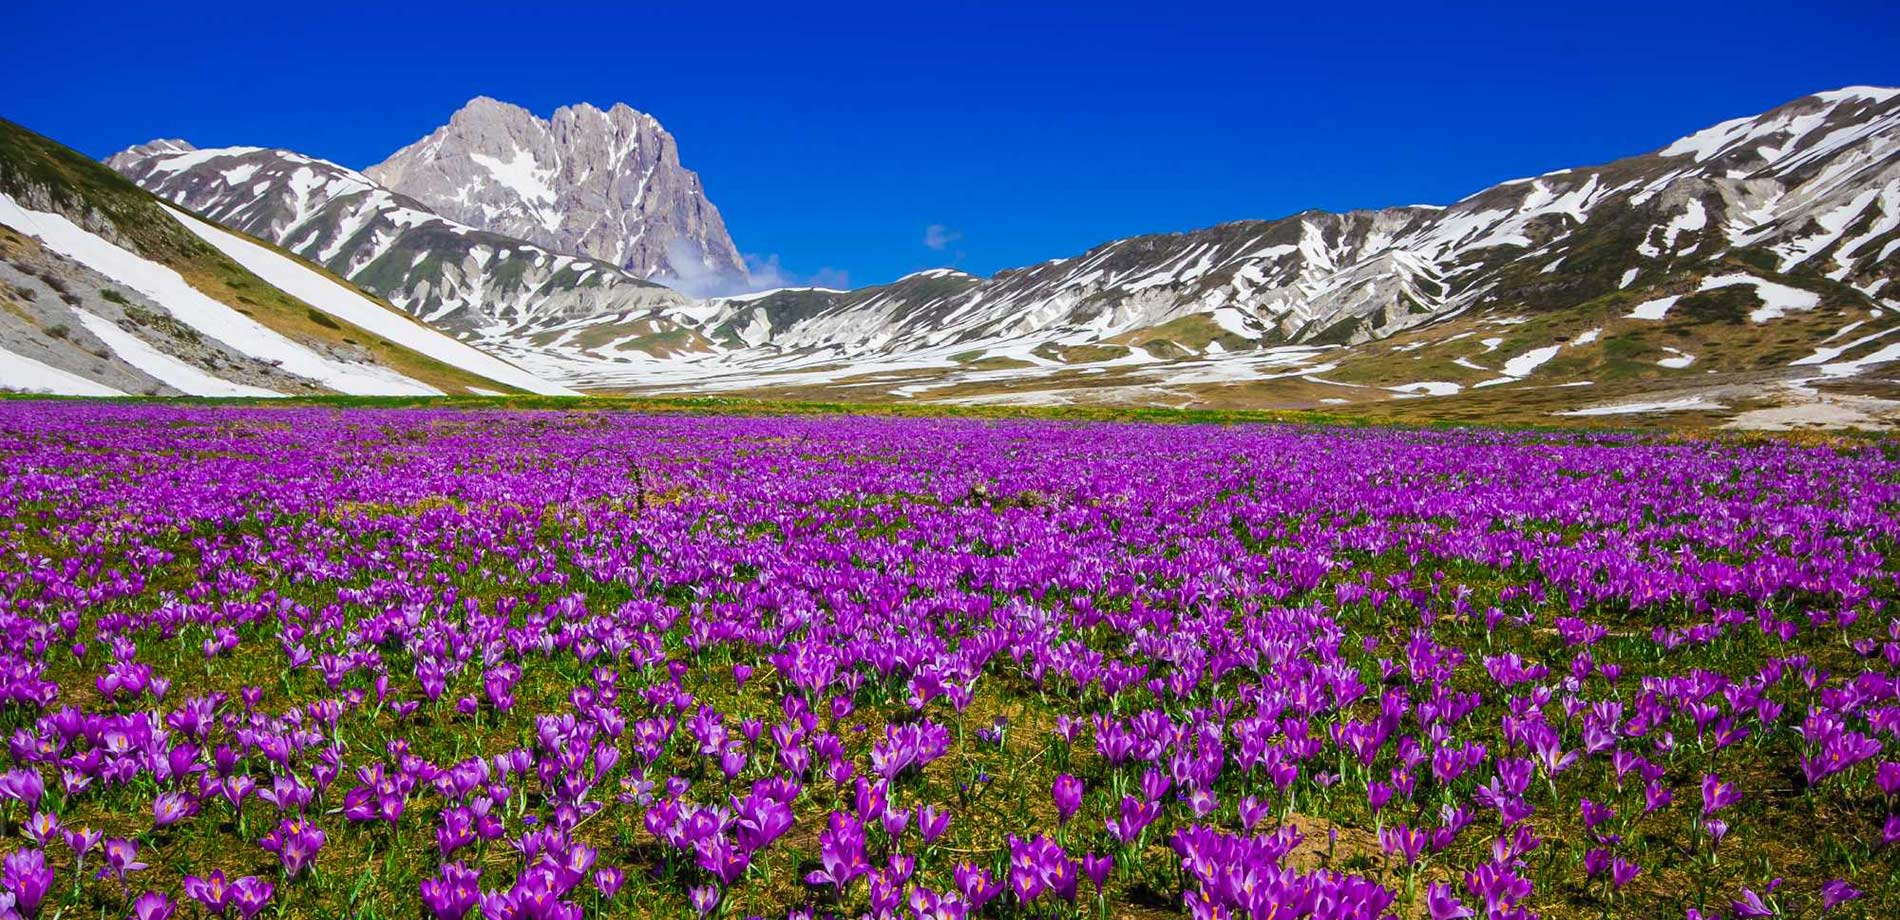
[87,86,1900,427]
[105,139,691,336]
[483,85,1899,427]
[1,117,573,398]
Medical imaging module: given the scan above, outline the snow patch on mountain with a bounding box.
[0,193,439,396]
[165,208,576,395]
[0,344,126,396]
[69,309,279,397]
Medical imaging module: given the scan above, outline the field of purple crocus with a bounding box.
[0,402,1896,920]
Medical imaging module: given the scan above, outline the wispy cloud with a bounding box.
[652,240,850,298]
[742,254,851,293]
[923,223,962,251]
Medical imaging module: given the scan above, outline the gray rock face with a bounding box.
[365,97,747,292]
[106,143,690,336]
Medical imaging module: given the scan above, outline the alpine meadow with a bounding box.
[1,3,1899,920]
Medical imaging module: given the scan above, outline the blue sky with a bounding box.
[6,1,1896,289]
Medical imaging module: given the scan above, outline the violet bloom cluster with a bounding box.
[0,402,1894,919]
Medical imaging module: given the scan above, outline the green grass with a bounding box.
[1031,342,1132,364]
[1109,314,1254,355]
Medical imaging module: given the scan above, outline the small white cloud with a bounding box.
[923,223,962,251]
[651,240,849,298]
[804,266,853,290]
[741,254,851,293]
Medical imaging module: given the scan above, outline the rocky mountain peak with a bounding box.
[364,97,746,293]
[104,138,196,169]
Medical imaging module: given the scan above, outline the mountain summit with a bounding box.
[365,97,747,293]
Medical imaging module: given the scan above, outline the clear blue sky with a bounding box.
[6,0,1896,289]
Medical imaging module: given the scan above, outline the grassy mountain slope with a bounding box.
[0,118,534,395]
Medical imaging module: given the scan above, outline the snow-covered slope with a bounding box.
[2,193,438,396]
[0,342,126,396]
[106,142,689,336]
[165,209,576,395]
[0,118,570,398]
[649,87,1898,362]
[460,87,1900,426]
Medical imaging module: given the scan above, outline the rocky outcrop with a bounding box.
[365,97,746,291]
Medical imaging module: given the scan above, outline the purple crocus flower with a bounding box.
[1876,762,1900,798]
[1106,795,1158,844]
[130,891,175,920]
[916,803,950,844]
[220,775,257,812]
[803,812,867,892]
[880,805,910,839]
[1579,798,1613,832]
[0,770,44,811]
[229,877,273,920]
[1820,879,1861,912]
[1609,857,1641,890]
[1007,835,1078,903]
[96,838,147,889]
[687,884,719,916]
[1729,886,1776,918]
[1,849,52,917]
[1644,780,1674,815]
[183,870,232,916]
[63,827,102,875]
[1426,882,1474,920]
[1367,780,1395,815]
[905,886,966,920]
[1052,774,1083,824]
[258,818,325,879]
[418,863,481,920]
[1701,774,1739,816]
[1583,848,1611,879]
[694,834,749,886]
[1007,845,1045,903]
[592,867,625,899]
[1378,824,1428,867]
[954,863,1001,911]
[152,791,200,828]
